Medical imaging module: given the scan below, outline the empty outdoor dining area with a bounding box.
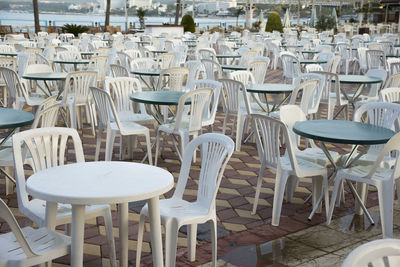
[1,0,400,266]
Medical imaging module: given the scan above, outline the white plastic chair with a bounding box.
[88,56,109,87]
[385,73,400,88]
[380,87,400,102]
[341,239,400,267]
[201,59,222,80]
[192,79,222,130]
[90,86,152,164]
[154,88,213,165]
[156,53,175,69]
[280,52,301,83]
[62,70,98,135]
[219,79,250,152]
[326,54,341,73]
[0,198,71,266]
[184,60,205,90]
[366,49,387,71]
[327,132,400,238]
[136,133,234,267]
[12,127,116,265]
[157,67,189,92]
[250,114,329,225]
[196,48,216,61]
[110,64,129,77]
[248,59,269,84]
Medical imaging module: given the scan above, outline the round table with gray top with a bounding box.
[53,59,90,71]
[22,72,68,96]
[246,83,295,112]
[298,59,328,65]
[293,119,395,222]
[130,91,190,106]
[131,69,161,90]
[221,65,248,71]
[0,52,18,57]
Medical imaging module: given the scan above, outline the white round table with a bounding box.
[26,161,174,267]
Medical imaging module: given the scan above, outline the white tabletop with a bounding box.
[26,161,174,205]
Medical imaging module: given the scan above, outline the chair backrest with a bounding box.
[193,79,222,125]
[0,198,37,258]
[88,55,109,84]
[385,73,400,88]
[35,53,51,66]
[131,58,158,71]
[105,76,147,115]
[365,68,388,97]
[13,127,84,215]
[157,67,189,92]
[248,60,268,84]
[117,51,132,69]
[294,73,325,115]
[124,49,141,60]
[197,48,216,61]
[219,79,243,114]
[184,60,205,89]
[172,133,234,212]
[354,101,400,155]
[25,63,53,74]
[279,105,307,148]
[230,70,255,86]
[0,67,24,107]
[110,64,129,77]
[251,114,301,174]
[341,238,400,267]
[326,54,341,73]
[366,49,387,70]
[62,70,98,106]
[31,103,60,128]
[239,50,258,66]
[289,79,320,116]
[174,88,212,133]
[380,87,400,103]
[156,53,175,69]
[0,56,17,71]
[201,59,222,80]
[280,52,300,80]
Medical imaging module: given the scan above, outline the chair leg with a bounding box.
[164,219,179,267]
[327,176,343,225]
[145,131,153,165]
[323,174,330,219]
[271,169,289,226]
[4,166,13,195]
[105,130,116,161]
[155,130,161,166]
[103,209,116,267]
[235,115,243,152]
[95,126,103,161]
[135,212,146,267]
[285,176,298,203]
[378,181,394,238]
[395,178,400,206]
[187,224,197,262]
[222,114,228,135]
[209,219,217,267]
[312,176,323,214]
[252,164,266,215]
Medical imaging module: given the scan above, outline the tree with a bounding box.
[137,7,147,29]
[105,0,111,28]
[175,0,181,25]
[181,14,195,33]
[265,11,283,33]
[234,6,244,26]
[33,0,40,33]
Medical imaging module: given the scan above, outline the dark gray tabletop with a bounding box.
[0,108,34,129]
[0,52,18,57]
[131,69,160,76]
[53,60,90,65]
[22,72,68,81]
[216,54,241,59]
[299,59,328,64]
[221,65,248,71]
[246,83,294,94]
[337,75,383,84]
[293,120,395,145]
[130,91,190,106]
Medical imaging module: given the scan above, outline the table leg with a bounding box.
[71,204,86,267]
[118,203,129,267]
[148,196,164,267]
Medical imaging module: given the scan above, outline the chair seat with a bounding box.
[343,152,396,168]
[141,198,211,223]
[296,147,341,167]
[0,226,70,264]
[280,155,326,175]
[0,147,13,165]
[339,165,392,183]
[25,199,111,225]
[110,120,149,135]
[117,112,154,124]
[329,92,349,104]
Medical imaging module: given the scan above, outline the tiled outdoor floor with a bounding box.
[0,69,387,266]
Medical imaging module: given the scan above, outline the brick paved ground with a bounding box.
[0,69,381,266]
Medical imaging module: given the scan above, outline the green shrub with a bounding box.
[181,14,195,33]
[265,12,283,33]
[62,24,89,37]
[315,14,336,32]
